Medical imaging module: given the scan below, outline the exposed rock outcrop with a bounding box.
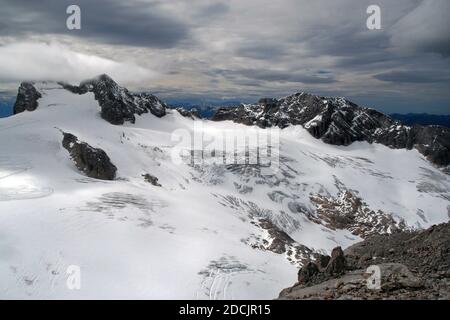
[309,191,409,238]
[174,107,201,119]
[212,93,450,167]
[248,218,315,267]
[13,82,42,114]
[142,173,162,187]
[279,222,449,299]
[60,74,167,125]
[62,132,117,180]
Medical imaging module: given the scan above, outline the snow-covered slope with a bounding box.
[0,79,448,299]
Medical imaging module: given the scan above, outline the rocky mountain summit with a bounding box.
[212,93,450,167]
[61,74,167,125]
[279,222,449,299]
[13,82,42,114]
[13,74,167,125]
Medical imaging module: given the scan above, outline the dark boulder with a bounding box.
[316,254,331,269]
[62,132,117,180]
[142,173,162,187]
[298,261,319,284]
[325,247,346,276]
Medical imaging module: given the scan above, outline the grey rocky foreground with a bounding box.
[279,222,449,299]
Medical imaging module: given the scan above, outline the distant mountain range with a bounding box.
[390,113,450,127]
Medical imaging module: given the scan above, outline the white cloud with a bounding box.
[0,42,158,85]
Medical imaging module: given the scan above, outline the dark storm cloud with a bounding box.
[0,0,189,48]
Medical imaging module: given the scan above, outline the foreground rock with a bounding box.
[62,132,117,180]
[279,222,449,299]
[212,93,450,167]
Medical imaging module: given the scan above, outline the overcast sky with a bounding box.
[0,0,449,113]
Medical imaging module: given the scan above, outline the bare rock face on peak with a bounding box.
[60,74,167,125]
[62,132,117,180]
[13,82,42,114]
[212,93,450,167]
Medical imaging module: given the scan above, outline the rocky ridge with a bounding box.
[212,93,450,167]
